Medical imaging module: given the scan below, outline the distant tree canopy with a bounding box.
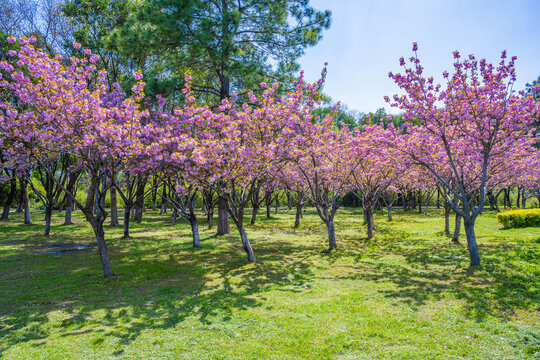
[526,75,540,100]
[60,0,333,103]
[116,0,332,103]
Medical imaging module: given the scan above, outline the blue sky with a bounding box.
[298,0,540,114]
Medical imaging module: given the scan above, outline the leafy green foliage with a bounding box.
[122,0,331,103]
[497,208,540,228]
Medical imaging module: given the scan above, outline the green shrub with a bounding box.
[496,209,540,228]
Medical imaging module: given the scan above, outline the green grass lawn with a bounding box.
[0,207,539,359]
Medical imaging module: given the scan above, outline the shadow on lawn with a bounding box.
[338,234,539,322]
[0,220,315,357]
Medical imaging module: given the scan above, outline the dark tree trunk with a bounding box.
[203,188,215,229]
[160,185,167,214]
[63,171,79,225]
[151,176,158,211]
[444,203,451,236]
[190,218,201,248]
[1,177,16,220]
[464,219,480,266]
[452,212,461,243]
[265,192,272,218]
[134,177,146,223]
[207,204,214,229]
[237,222,255,262]
[516,188,521,208]
[123,206,131,239]
[287,192,292,210]
[217,195,230,235]
[172,208,178,225]
[363,208,367,224]
[22,178,31,224]
[326,220,337,250]
[64,205,72,225]
[294,201,303,228]
[187,194,201,248]
[110,185,119,226]
[522,192,527,209]
[365,206,374,239]
[387,205,393,221]
[250,205,259,225]
[436,189,440,209]
[418,192,422,213]
[487,191,497,211]
[92,219,113,278]
[16,181,24,213]
[44,205,52,236]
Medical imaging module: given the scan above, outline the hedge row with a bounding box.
[496,209,540,228]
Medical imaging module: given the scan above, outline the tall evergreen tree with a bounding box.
[121,0,332,102]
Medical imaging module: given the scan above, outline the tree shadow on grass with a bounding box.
[339,236,539,322]
[0,225,316,357]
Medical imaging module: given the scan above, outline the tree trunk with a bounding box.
[44,205,52,236]
[190,217,201,248]
[403,193,408,211]
[237,223,256,262]
[123,206,131,239]
[110,185,119,226]
[207,206,214,229]
[516,188,521,208]
[444,205,451,236]
[363,208,367,224]
[1,177,16,220]
[452,212,461,243]
[160,185,167,214]
[487,191,496,211]
[326,220,337,250]
[275,196,278,214]
[387,205,393,221]
[22,179,31,224]
[92,219,113,278]
[151,177,158,211]
[250,205,259,225]
[294,201,303,228]
[16,181,24,213]
[464,219,481,266]
[172,208,178,225]
[63,171,79,225]
[287,193,292,210]
[522,193,527,209]
[134,177,146,223]
[265,193,272,218]
[217,195,229,235]
[64,205,72,225]
[64,187,74,225]
[366,207,374,239]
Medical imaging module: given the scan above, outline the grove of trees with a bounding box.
[1,1,539,277]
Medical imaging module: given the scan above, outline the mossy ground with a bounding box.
[0,207,539,359]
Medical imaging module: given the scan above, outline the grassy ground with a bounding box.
[0,207,539,359]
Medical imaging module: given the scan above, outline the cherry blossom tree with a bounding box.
[1,36,149,277]
[386,43,540,265]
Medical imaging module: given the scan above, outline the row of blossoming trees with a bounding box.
[1,37,539,277]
